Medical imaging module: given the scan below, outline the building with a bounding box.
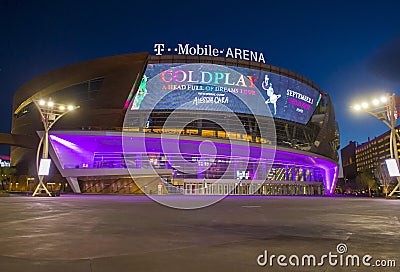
[1,52,340,195]
[355,126,400,173]
[0,156,10,168]
[341,141,357,180]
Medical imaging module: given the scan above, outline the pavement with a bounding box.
[0,195,399,272]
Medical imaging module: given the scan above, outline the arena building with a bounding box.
[3,51,340,195]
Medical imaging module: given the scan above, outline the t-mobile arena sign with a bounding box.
[154,43,266,63]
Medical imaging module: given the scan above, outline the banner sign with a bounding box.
[131,63,322,125]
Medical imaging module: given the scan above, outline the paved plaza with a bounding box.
[0,195,399,271]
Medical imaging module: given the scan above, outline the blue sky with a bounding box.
[1,0,400,163]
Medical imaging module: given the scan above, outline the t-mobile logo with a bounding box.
[154,44,165,55]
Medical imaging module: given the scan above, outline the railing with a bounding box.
[163,182,184,195]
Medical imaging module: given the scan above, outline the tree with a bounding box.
[0,167,16,191]
[355,170,378,196]
[374,163,395,197]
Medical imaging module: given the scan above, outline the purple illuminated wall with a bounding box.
[49,132,338,195]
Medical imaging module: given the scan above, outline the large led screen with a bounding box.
[130,63,322,124]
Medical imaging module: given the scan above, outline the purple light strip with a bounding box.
[50,135,82,152]
[49,133,338,193]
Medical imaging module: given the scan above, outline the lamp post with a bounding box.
[352,93,400,197]
[32,98,79,197]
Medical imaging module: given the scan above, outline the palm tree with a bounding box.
[0,167,16,191]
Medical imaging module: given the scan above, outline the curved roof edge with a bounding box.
[0,133,38,149]
[14,52,149,114]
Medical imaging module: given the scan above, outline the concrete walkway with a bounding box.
[0,195,399,271]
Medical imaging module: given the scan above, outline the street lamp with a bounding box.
[32,98,79,197]
[352,93,400,197]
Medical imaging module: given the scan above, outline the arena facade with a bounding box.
[3,50,340,196]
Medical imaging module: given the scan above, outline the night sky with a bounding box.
[1,1,400,172]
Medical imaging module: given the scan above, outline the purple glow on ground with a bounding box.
[57,194,343,202]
